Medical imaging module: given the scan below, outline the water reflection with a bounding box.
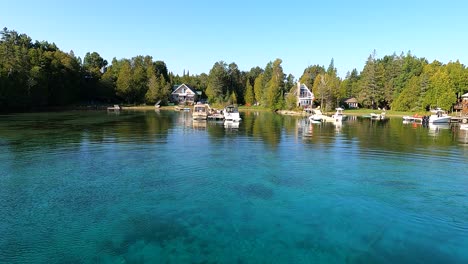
[458,126,468,145]
[1,110,466,155]
[428,123,450,137]
[192,120,207,130]
[224,121,239,130]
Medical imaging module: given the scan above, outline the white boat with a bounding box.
[331,107,347,122]
[223,105,241,121]
[308,109,325,122]
[402,114,423,123]
[107,104,121,111]
[193,103,210,120]
[428,108,451,124]
[370,112,386,120]
[207,108,224,120]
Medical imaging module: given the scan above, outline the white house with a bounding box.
[293,82,314,108]
[171,84,198,105]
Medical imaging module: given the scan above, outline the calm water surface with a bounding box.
[0,110,467,263]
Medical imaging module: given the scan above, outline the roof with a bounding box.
[344,97,358,103]
[171,83,196,95]
[291,83,313,95]
[462,92,468,98]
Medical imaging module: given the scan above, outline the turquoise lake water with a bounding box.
[0,110,467,263]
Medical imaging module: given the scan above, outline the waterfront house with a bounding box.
[344,97,359,109]
[171,84,198,105]
[293,82,314,108]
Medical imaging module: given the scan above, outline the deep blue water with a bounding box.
[0,110,467,263]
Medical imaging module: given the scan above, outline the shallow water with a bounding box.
[0,110,467,263]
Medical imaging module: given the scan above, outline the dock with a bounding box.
[450,116,468,123]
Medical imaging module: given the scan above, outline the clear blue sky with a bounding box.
[3,0,467,78]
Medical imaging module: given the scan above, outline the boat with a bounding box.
[207,108,224,120]
[175,106,191,111]
[370,112,386,120]
[428,108,451,124]
[402,114,424,123]
[192,103,210,120]
[331,107,347,122]
[308,109,326,122]
[223,105,241,121]
[107,104,121,111]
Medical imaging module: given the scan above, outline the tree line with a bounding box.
[1,28,467,112]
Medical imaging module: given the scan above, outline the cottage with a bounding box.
[344,97,359,109]
[171,84,198,105]
[293,82,314,108]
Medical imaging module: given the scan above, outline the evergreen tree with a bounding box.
[253,73,264,105]
[116,60,133,103]
[206,61,228,103]
[244,79,255,106]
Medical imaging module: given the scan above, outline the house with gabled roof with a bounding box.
[292,82,314,108]
[171,84,198,105]
[344,97,359,109]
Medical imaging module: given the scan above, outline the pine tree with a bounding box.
[244,79,254,106]
[253,74,264,105]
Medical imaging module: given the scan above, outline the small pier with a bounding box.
[450,116,468,124]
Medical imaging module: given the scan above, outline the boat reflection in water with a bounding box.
[458,124,468,145]
[428,123,450,137]
[192,120,207,130]
[224,120,239,130]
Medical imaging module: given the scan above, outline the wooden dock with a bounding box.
[450,116,468,123]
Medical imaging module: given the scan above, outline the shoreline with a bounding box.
[3,104,461,119]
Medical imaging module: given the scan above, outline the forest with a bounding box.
[1,27,467,112]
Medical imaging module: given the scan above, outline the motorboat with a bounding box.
[308,109,325,122]
[223,105,241,121]
[107,104,121,111]
[402,114,424,123]
[193,103,210,120]
[428,108,451,124]
[207,108,224,120]
[331,107,347,122]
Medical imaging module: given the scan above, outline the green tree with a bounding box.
[244,79,255,106]
[83,52,107,77]
[206,61,228,103]
[116,60,133,103]
[265,59,284,109]
[424,69,456,110]
[253,73,264,105]
[299,65,325,94]
[392,76,421,111]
